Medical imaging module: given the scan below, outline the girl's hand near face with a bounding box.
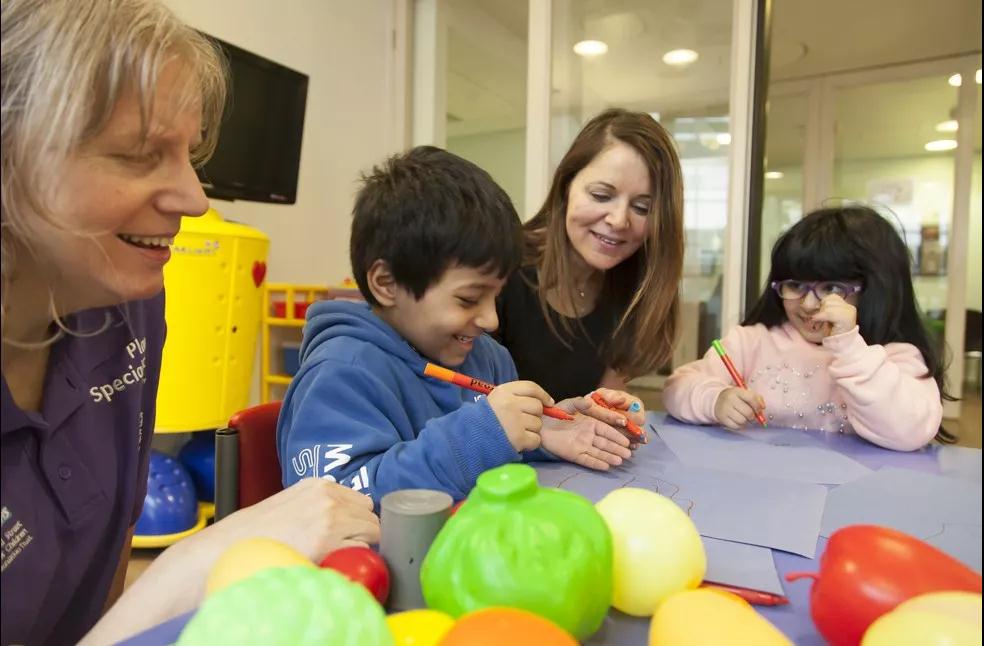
[812,294,858,337]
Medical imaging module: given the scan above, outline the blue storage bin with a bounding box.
[282,342,301,376]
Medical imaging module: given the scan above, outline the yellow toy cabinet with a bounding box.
[156,208,270,432]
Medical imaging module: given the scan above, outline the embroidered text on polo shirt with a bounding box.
[1,505,35,573]
[88,336,148,403]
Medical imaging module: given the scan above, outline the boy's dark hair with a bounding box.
[744,205,956,441]
[350,146,523,306]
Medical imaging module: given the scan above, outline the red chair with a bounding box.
[214,401,285,521]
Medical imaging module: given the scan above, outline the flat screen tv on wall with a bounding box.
[198,35,309,204]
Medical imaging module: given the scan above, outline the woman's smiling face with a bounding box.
[564,140,652,272]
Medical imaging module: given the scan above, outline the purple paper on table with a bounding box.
[536,457,826,558]
[821,466,983,572]
[655,416,872,485]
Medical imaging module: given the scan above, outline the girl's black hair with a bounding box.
[743,205,955,441]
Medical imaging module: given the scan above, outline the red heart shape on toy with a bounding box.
[786,524,982,646]
[252,261,266,287]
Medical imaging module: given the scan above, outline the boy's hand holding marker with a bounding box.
[486,380,554,452]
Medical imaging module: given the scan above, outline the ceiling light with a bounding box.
[947,69,982,86]
[573,40,608,57]
[765,171,784,179]
[663,49,699,66]
[924,139,957,152]
[935,120,958,133]
[715,133,732,145]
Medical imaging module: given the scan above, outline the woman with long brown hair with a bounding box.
[495,108,684,403]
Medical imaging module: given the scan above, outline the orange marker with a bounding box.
[701,581,788,606]
[589,392,648,444]
[711,339,767,427]
[423,363,574,421]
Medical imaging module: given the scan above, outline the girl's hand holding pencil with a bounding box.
[714,387,767,430]
[711,339,768,429]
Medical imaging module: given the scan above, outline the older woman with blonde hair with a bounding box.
[1,1,378,643]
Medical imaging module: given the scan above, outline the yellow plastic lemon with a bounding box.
[386,609,455,646]
[205,537,315,597]
[649,588,792,646]
[862,591,982,646]
[595,487,706,616]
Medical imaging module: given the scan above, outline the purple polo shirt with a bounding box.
[2,292,165,646]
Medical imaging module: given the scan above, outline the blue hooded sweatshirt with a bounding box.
[277,300,530,505]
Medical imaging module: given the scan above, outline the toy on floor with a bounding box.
[420,463,612,641]
[177,433,216,502]
[134,451,199,537]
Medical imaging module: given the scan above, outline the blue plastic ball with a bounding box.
[135,451,199,536]
[178,433,216,502]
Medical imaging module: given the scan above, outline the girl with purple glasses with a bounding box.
[664,205,953,450]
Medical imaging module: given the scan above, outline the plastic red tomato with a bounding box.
[786,525,982,646]
[449,500,465,516]
[319,546,391,605]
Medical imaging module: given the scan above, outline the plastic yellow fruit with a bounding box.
[649,588,792,646]
[595,487,706,616]
[387,609,455,646]
[862,591,982,646]
[205,537,314,597]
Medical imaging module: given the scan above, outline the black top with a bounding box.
[495,268,618,400]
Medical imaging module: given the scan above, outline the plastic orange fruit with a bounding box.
[439,607,577,646]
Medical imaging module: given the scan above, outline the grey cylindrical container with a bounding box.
[379,488,453,611]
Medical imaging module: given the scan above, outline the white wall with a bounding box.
[164,0,401,285]
[447,128,526,215]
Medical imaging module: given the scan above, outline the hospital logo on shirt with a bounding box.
[1,505,35,573]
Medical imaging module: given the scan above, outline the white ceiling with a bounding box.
[446,0,982,163]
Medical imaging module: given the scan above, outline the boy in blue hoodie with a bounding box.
[277,146,634,505]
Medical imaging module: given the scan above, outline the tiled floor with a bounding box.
[124,387,982,591]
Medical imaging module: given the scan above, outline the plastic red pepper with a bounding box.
[786,525,982,646]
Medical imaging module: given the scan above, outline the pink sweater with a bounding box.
[662,323,942,451]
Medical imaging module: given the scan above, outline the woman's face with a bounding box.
[564,140,652,273]
[40,63,209,310]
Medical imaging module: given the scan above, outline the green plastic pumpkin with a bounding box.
[420,464,613,640]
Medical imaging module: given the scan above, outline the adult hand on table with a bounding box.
[177,478,380,578]
[540,397,634,470]
[82,479,380,646]
[566,388,646,446]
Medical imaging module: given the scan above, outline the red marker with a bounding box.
[711,339,768,427]
[590,392,647,444]
[423,363,574,421]
[701,582,788,606]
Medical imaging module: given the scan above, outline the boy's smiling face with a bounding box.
[377,263,506,367]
